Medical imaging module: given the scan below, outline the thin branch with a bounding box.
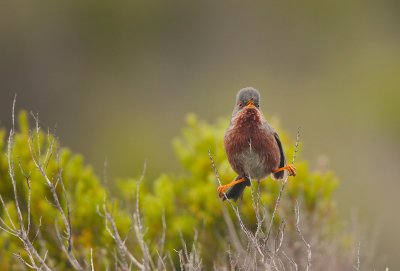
[132,161,156,270]
[2,96,52,271]
[7,96,25,233]
[353,242,360,271]
[222,207,244,253]
[29,111,41,158]
[90,248,95,271]
[13,253,37,270]
[101,196,144,270]
[282,251,298,271]
[18,158,32,234]
[208,150,222,187]
[266,127,301,242]
[295,201,311,271]
[26,117,83,271]
[156,210,167,270]
[103,200,129,270]
[274,220,286,253]
[0,194,17,232]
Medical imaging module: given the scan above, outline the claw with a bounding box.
[217,178,246,198]
[217,184,228,198]
[273,164,296,177]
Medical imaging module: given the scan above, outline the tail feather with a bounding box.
[223,177,251,201]
[272,170,285,180]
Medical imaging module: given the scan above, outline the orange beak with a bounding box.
[246,99,255,107]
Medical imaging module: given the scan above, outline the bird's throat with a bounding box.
[234,108,262,130]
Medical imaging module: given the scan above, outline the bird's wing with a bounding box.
[273,132,286,179]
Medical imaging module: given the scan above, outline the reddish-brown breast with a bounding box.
[224,107,280,179]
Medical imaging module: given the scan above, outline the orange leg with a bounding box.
[273,164,296,176]
[217,178,246,198]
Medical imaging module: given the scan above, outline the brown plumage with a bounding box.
[217,87,295,201]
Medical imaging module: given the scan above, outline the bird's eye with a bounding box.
[255,103,259,108]
[238,102,243,108]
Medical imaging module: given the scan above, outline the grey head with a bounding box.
[232,87,261,115]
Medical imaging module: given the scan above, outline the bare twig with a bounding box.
[295,201,312,271]
[274,220,286,253]
[99,161,159,271]
[101,198,135,270]
[353,242,360,271]
[176,232,202,271]
[8,96,25,236]
[13,253,36,269]
[157,211,167,270]
[27,115,84,271]
[18,159,32,234]
[1,96,52,271]
[282,251,298,271]
[90,248,95,271]
[266,127,301,242]
[251,181,266,240]
[132,161,157,270]
[222,207,243,253]
[208,149,222,187]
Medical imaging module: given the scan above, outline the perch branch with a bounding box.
[266,126,301,242]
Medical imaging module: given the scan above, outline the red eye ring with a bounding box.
[238,102,243,108]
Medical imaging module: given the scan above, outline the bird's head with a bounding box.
[233,87,261,115]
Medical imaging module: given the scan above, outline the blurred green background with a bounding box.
[1,0,399,268]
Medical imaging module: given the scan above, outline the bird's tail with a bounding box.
[272,170,285,180]
[223,176,251,201]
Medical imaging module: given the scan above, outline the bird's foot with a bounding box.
[273,164,296,176]
[217,177,246,198]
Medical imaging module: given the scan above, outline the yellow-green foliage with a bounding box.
[0,111,339,269]
[0,112,132,270]
[137,113,339,265]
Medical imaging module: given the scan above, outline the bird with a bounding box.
[217,87,296,201]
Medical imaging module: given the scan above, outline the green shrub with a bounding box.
[0,111,345,270]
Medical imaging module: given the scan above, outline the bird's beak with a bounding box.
[246,99,255,107]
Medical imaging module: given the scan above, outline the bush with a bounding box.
[0,110,359,270]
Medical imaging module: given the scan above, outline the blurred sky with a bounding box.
[1,1,399,268]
